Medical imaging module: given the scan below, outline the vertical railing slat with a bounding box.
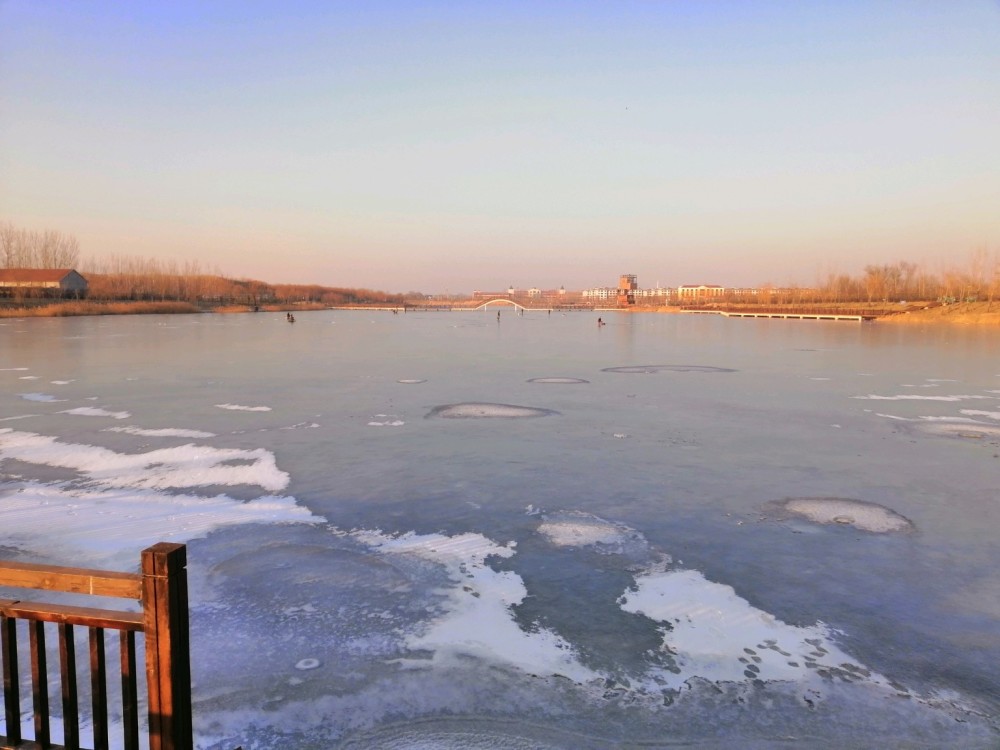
[59,622,80,750]
[90,627,109,750]
[29,619,50,747]
[121,630,139,750]
[1,615,22,745]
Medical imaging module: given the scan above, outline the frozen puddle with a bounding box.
[602,365,736,374]
[426,403,559,419]
[768,497,915,533]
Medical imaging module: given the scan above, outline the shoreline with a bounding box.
[2,300,999,327]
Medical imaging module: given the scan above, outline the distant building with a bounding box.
[678,284,725,301]
[0,268,88,298]
[582,287,617,301]
[617,274,638,306]
[636,286,673,300]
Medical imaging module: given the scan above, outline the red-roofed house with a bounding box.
[0,269,88,298]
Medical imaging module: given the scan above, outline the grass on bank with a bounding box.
[0,300,202,317]
[0,300,334,318]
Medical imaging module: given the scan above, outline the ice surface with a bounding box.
[527,377,589,384]
[2,312,997,748]
[17,392,65,402]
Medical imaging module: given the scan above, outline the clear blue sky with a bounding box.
[2,1,998,293]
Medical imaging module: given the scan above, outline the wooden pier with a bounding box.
[682,306,898,322]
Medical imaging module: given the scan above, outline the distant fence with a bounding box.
[0,543,192,750]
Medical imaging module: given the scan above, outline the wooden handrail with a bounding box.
[0,563,141,601]
[0,543,192,750]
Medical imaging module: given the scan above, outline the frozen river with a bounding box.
[1,309,999,748]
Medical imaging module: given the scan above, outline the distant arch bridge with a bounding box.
[472,298,528,312]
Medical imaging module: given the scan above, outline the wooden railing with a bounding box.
[0,543,192,750]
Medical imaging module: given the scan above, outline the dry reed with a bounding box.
[0,300,202,318]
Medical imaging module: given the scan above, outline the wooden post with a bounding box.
[141,543,192,750]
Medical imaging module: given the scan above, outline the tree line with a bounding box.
[2,221,996,306]
[0,222,80,269]
[0,222,402,306]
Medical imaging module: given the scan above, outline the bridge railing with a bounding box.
[0,543,192,750]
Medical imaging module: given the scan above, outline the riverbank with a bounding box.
[877,301,1000,326]
[0,300,329,318]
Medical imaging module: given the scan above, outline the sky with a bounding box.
[1,1,998,294]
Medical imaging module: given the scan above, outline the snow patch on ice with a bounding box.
[620,567,886,690]
[0,481,321,567]
[777,497,914,533]
[960,410,1000,421]
[426,403,558,419]
[537,511,646,555]
[216,403,272,412]
[353,530,598,682]
[105,426,217,438]
[60,407,131,419]
[0,429,289,491]
[853,394,992,402]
